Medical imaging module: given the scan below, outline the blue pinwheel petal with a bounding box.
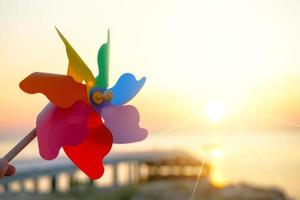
[109,73,146,106]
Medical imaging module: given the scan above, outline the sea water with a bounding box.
[0,131,299,199]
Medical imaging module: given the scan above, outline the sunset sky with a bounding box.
[2,1,300,198]
[1,0,300,136]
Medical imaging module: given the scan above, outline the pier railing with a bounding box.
[0,150,209,193]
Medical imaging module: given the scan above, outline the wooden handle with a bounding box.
[3,128,37,162]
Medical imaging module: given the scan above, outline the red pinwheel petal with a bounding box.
[63,110,113,180]
[36,101,92,160]
[20,72,88,108]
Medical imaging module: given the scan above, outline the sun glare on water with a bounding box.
[203,101,227,123]
[209,147,226,188]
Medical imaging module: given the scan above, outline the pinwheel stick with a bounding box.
[3,128,37,162]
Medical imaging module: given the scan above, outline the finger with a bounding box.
[5,165,16,176]
[0,159,9,177]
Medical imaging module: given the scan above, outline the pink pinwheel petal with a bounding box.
[101,105,148,144]
[36,101,92,160]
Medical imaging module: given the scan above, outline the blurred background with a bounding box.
[1,0,300,199]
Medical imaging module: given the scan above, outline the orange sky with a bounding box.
[1,0,300,135]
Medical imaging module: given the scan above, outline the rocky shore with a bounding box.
[0,179,294,200]
[133,179,294,200]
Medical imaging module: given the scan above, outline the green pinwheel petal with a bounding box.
[96,30,110,89]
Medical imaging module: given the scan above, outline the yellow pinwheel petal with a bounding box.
[56,27,96,88]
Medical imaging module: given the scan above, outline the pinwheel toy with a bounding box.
[3,28,148,179]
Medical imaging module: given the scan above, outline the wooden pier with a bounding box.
[0,150,209,193]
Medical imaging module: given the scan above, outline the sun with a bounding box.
[211,148,223,159]
[203,101,226,123]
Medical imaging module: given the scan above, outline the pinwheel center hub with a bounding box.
[91,90,113,105]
